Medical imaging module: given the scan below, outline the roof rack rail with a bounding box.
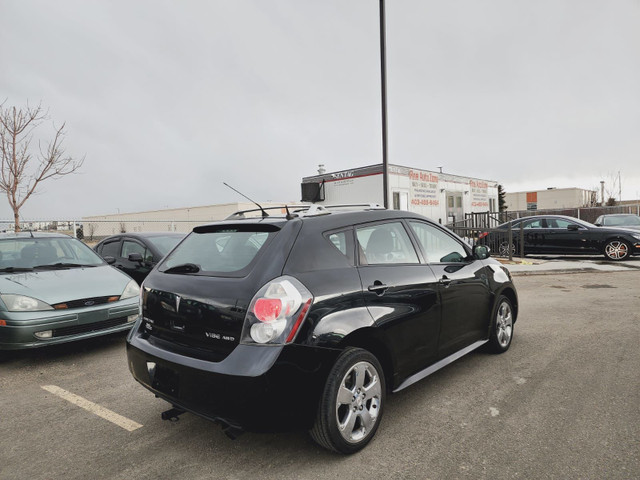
[225,203,385,220]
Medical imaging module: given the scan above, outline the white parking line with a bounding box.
[41,385,143,432]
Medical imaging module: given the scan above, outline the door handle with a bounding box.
[439,275,452,287]
[368,281,389,295]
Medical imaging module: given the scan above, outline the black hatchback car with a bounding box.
[126,205,518,453]
[94,233,184,284]
[486,215,640,260]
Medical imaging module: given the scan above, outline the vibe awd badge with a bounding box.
[205,331,235,342]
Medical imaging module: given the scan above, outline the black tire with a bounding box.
[486,295,514,354]
[603,239,631,261]
[310,348,385,454]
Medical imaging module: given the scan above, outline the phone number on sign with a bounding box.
[411,199,440,206]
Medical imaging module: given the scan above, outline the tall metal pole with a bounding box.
[379,0,389,208]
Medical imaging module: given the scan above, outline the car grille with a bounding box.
[52,296,117,310]
[51,316,129,337]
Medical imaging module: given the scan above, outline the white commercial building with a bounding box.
[302,164,499,225]
[505,188,597,211]
[81,202,289,237]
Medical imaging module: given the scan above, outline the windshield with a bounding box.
[0,237,105,270]
[603,215,640,227]
[158,227,276,275]
[145,235,183,257]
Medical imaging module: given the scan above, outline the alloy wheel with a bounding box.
[496,301,513,348]
[604,241,629,260]
[335,361,382,444]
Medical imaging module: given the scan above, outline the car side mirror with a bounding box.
[473,245,490,260]
[567,224,579,231]
[128,252,144,263]
[103,255,116,265]
[594,223,602,227]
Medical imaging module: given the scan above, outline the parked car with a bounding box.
[594,213,640,231]
[485,215,640,260]
[0,233,140,350]
[126,205,518,453]
[94,233,184,284]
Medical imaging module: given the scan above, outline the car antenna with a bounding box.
[223,182,269,217]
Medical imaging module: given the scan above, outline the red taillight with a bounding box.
[0,320,6,326]
[241,276,313,345]
[253,298,283,323]
[478,232,489,239]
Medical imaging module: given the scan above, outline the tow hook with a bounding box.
[161,407,186,422]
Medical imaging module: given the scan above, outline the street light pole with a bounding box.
[379,0,389,209]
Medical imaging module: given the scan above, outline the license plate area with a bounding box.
[152,364,179,396]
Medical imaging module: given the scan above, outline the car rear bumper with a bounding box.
[126,332,340,432]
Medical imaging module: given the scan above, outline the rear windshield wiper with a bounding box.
[0,266,35,273]
[34,263,96,269]
[163,263,201,274]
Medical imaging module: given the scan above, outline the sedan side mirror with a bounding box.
[473,245,490,260]
[567,224,579,231]
[128,252,144,263]
[103,255,116,265]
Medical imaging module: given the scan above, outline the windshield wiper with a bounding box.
[0,266,34,273]
[164,263,201,274]
[34,263,95,269]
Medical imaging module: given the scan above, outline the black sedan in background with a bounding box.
[94,232,184,283]
[485,215,640,260]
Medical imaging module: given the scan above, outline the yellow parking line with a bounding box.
[41,385,143,432]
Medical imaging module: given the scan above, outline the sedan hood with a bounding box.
[0,266,131,305]
[599,226,640,234]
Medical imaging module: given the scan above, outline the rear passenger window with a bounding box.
[409,221,468,263]
[356,222,419,265]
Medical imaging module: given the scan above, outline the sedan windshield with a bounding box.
[602,215,640,227]
[0,237,105,270]
[145,235,183,257]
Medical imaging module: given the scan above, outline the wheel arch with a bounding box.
[496,286,518,324]
[338,328,396,392]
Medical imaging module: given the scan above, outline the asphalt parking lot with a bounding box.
[1,269,639,480]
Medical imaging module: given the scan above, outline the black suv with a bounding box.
[126,205,518,453]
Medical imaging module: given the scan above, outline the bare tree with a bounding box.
[0,102,84,231]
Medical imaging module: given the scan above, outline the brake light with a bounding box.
[241,276,313,345]
[478,232,489,239]
[254,298,283,322]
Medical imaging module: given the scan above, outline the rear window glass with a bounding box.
[159,227,275,275]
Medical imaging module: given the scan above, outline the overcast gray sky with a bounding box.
[1,0,639,219]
